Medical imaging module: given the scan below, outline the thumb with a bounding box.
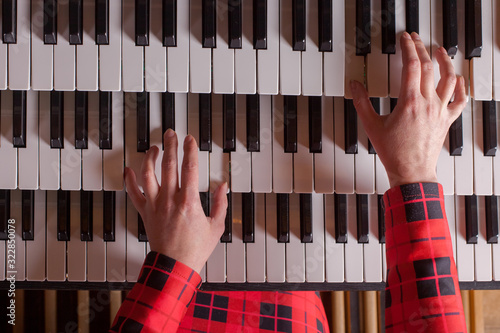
[210,182,228,228]
[350,80,379,125]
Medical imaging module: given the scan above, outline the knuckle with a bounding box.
[182,160,198,172]
[421,60,433,72]
[445,74,457,86]
[407,58,420,71]
[141,169,156,182]
[162,157,177,170]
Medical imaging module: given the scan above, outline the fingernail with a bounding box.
[350,80,357,93]
[403,32,411,39]
[411,32,420,40]
[185,135,193,143]
[166,128,175,137]
[440,47,448,55]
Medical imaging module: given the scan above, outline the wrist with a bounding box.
[388,172,438,188]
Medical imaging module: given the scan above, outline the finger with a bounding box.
[435,47,457,103]
[141,146,160,200]
[161,129,179,195]
[350,80,382,139]
[209,183,228,230]
[448,76,467,119]
[399,32,422,99]
[180,135,200,197]
[411,32,435,97]
[124,167,146,213]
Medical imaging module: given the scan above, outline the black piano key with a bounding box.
[253,0,267,49]
[221,192,232,242]
[465,195,478,244]
[57,190,71,241]
[318,0,332,52]
[44,0,58,44]
[99,92,112,150]
[284,95,298,153]
[80,191,93,241]
[0,190,10,240]
[356,194,369,244]
[12,90,27,148]
[368,98,379,154]
[137,92,150,152]
[103,191,115,241]
[277,193,290,243]
[247,94,260,152]
[299,194,313,243]
[56,291,78,333]
[75,91,88,149]
[242,192,255,243]
[200,192,210,216]
[223,94,236,152]
[381,0,396,54]
[449,113,463,156]
[334,194,347,243]
[465,0,482,59]
[356,0,371,55]
[405,0,419,34]
[202,0,216,48]
[199,93,212,152]
[163,0,177,46]
[50,91,64,149]
[69,0,83,44]
[2,0,17,44]
[483,101,497,156]
[135,0,150,46]
[292,0,306,51]
[162,92,175,149]
[443,0,458,57]
[308,96,322,153]
[390,98,398,112]
[138,214,148,242]
[344,99,358,154]
[485,196,498,244]
[95,0,109,45]
[228,0,242,49]
[21,190,35,241]
[378,195,385,243]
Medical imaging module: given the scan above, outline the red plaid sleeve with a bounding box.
[383,183,466,333]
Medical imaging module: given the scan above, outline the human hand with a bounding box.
[351,32,467,188]
[124,130,228,273]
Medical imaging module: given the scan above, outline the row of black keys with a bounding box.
[466,195,499,244]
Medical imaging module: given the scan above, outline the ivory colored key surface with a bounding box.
[257,0,279,94]
[124,93,145,190]
[99,0,122,91]
[493,0,500,100]
[355,113,375,194]
[235,0,256,94]
[8,0,30,90]
[280,0,301,95]
[39,92,60,190]
[212,0,234,93]
[106,190,126,282]
[209,94,229,192]
[418,0,431,52]
[345,195,363,282]
[175,94,188,182]
[60,92,81,190]
[324,0,344,96]
[451,0,469,94]
[343,0,364,99]
[314,97,335,193]
[305,193,325,282]
[126,195,146,282]
[0,90,17,189]
[46,191,66,281]
[226,193,246,282]
[231,95,252,192]
[206,218,227,282]
[54,0,76,90]
[445,195,457,261]
[364,195,382,282]
[103,92,124,191]
[18,91,39,190]
[475,196,493,281]
[324,194,345,282]
[389,0,405,97]
[382,242,387,281]
[122,0,144,91]
[188,94,209,192]
[246,193,266,282]
[10,191,25,280]
[26,191,46,281]
[455,100,474,195]
[301,0,322,95]
[472,100,493,195]
[294,96,314,193]
[145,0,167,92]
[471,0,493,101]
[286,193,305,282]
[167,0,189,92]
[437,132,455,195]
[190,0,212,93]
[82,92,103,190]
[366,0,388,97]
[88,191,107,282]
[149,93,163,182]
[31,0,54,90]
[77,0,98,90]
[252,95,272,193]
[0,10,7,89]
[456,196,474,281]
[272,95,293,193]
[200,265,206,282]
[265,194,286,282]
[334,98,354,194]
[67,191,87,281]
[375,98,390,194]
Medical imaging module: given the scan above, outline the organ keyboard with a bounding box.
[0,0,500,290]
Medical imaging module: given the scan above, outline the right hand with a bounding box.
[351,32,467,188]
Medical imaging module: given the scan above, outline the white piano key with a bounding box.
[206,241,226,283]
[54,0,76,90]
[235,0,256,94]
[0,8,7,89]
[389,1,405,98]
[444,195,457,262]
[88,191,107,282]
[26,190,46,281]
[187,94,209,192]
[334,98,354,194]
[324,194,344,282]
[265,194,286,282]
[431,0,444,84]
[67,191,87,281]
[455,101,474,195]
[382,243,387,282]
[77,0,98,90]
[18,91,39,190]
[126,194,146,282]
[82,92,103,190]
[99,0,122,91]
[122,0,144,91]
[472,100,493,195]
[294,96,314,193]
[323,0,344,96]
[305,193,325,282]
[149,93,163,183]
[175,94,188,183]
[231,95,252,192]
[226,193,246,282]
[39,92,60,190]
[8,191,24,281]
[190,0,212,93]
[257,0,279,94]
[272,95,293,193]
[252,95,273,193]
[300,0,322,95]
[493,0,500,100]
[355,114,375,194]
[343,0,364,100]
[455,196,474,281]
[210,94,230,192]
[286,193,305,282]
[375,98,390,194]
[46,191,66,281]
[436,133,455,195]
[475,196,492,281]
[199,265,206,283]
[31,0,54,90]
[212,0,234,94]
[366,0,388,97]
[145,0,167,92]
[364,195,382,282]
[167,0,189,92]
[345,194,363,282]
[103,92,124,191]
[471,0,493,101]
[8,0,30,90]
[418,0,431,53]
[0,90,17,189]
[314,97,335,194]
[61,92,81,190]
[246,193,266,283]
[279,0,301,95]
[106,190,127,282]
